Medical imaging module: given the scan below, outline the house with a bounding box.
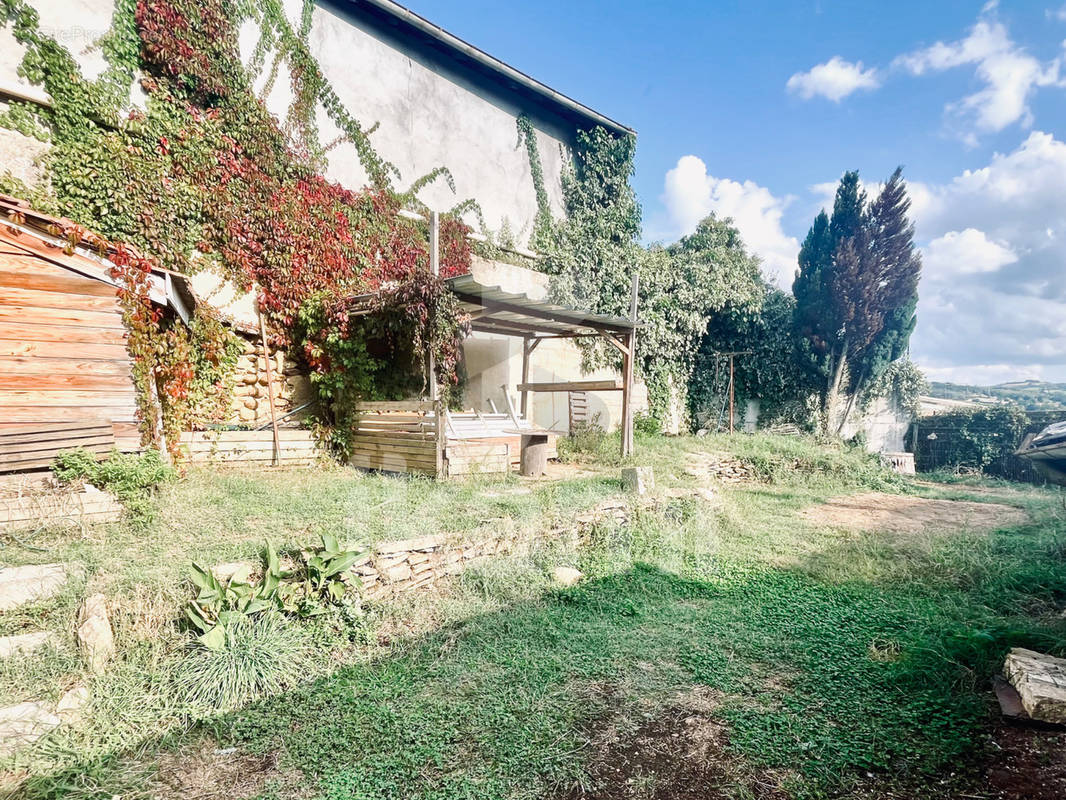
[0,0,645,433]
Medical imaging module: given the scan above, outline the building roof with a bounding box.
[0,194,191,317]
[346,0,634,137]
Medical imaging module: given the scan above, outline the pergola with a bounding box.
[447,272,640,457]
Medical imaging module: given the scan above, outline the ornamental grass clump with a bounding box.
[172,612,308,715]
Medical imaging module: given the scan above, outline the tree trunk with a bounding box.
[824,338,849,435]
[836,361,867,437]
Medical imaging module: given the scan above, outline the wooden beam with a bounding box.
[621,273,639,458]
[520,336,542,418]
[258,312,281,467]
[451,291,633,334]
[517,379,623,393]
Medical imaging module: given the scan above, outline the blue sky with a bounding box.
[406,0,1066,385]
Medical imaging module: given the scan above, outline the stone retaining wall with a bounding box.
[353,499,629,599]
[226,336,314,426]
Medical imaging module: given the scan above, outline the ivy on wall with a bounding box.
[0,0,475,454]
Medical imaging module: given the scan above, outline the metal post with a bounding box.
[428,211,445,477]
[520,336,531,419]
[728,354,735,434]
[428,210,439,404]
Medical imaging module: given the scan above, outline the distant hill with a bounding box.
[927,380,1066,411]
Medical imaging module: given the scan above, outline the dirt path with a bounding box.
[800,491,1029,534]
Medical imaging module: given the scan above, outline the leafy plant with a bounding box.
[51,447,174,521]
[185,536,367,648]
[185,556,281,651]
[278,534,367,618]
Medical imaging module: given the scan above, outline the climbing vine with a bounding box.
[0,0,476,454]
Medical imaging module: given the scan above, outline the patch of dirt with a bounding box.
[149,741,300,799]
[976,722,1066,800]
[557,687,792,800]
[800,491,1029,535]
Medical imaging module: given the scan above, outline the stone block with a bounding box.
[0,564,73,612]
[0,702,60,756]
[375,534,446,555]
[553,567,584,587]
[0,632,55,659]
[622,466,654,495]
[1004,647,1066,723]
[384,563,412,583]
[77,594,114,674]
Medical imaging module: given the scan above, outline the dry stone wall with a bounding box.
[226,335,313,427]
[353,499,629,599]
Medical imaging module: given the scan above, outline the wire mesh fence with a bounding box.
[910,409,1063,484]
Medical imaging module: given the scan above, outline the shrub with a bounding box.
[172,613,309,715]
[51,447,174,521]
[557,417,619,465]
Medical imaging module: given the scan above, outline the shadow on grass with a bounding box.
[20,539,1066,800]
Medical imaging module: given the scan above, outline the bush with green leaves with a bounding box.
[185,536,367,650]
[51,447,174,521]
[913,405,1031,474]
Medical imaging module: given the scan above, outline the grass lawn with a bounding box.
[4,434,1066,799]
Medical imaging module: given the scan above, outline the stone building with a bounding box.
[0,0,644,431]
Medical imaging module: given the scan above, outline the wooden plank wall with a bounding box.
[0,251,140,449]
[444,441,510,477]
[351,403,439,477]
[179,430,321,466]
[0,421,114,473]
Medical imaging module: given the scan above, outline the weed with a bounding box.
[51,448,174,522]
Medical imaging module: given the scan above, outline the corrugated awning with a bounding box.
[445,273,636,337]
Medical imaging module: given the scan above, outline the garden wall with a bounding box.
[354,499,628,600]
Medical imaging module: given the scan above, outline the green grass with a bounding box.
[6,433,1066,799]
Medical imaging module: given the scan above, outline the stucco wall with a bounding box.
[463,259,648,433]
[1,1,575,247]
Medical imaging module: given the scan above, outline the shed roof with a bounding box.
[446,273,636,337]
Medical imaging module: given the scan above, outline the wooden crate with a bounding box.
[179,429,322,466]
[0,421,114,473]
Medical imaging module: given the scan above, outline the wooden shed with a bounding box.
[0,198,189,470]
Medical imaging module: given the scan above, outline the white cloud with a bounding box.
[894,13,1064,140]
[662,155,799,288]
[923,228,1017,275]
[786,56,881,102]
[1048,5,1066,22]
[917,363,1048,385]
[904,131,1066,382]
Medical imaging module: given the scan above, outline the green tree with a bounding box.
[537,129,761,421]
[793,168,921,433]
[690,283,805,430]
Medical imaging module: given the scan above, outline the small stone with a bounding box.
[0,632,56,659]
[55,687,89,722]
[695,429,709,437]
[76,594,114,674]
[242,397,257,410]
[384,563,412,583]
[0,564,73,612]
[238,406,256,422]
[552,567,584,587]
[0,702,61,756]
[375,534,446,555]
[621,466,654,495]
[211,562,254,582]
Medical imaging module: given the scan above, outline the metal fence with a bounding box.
[910,409,1063,484]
